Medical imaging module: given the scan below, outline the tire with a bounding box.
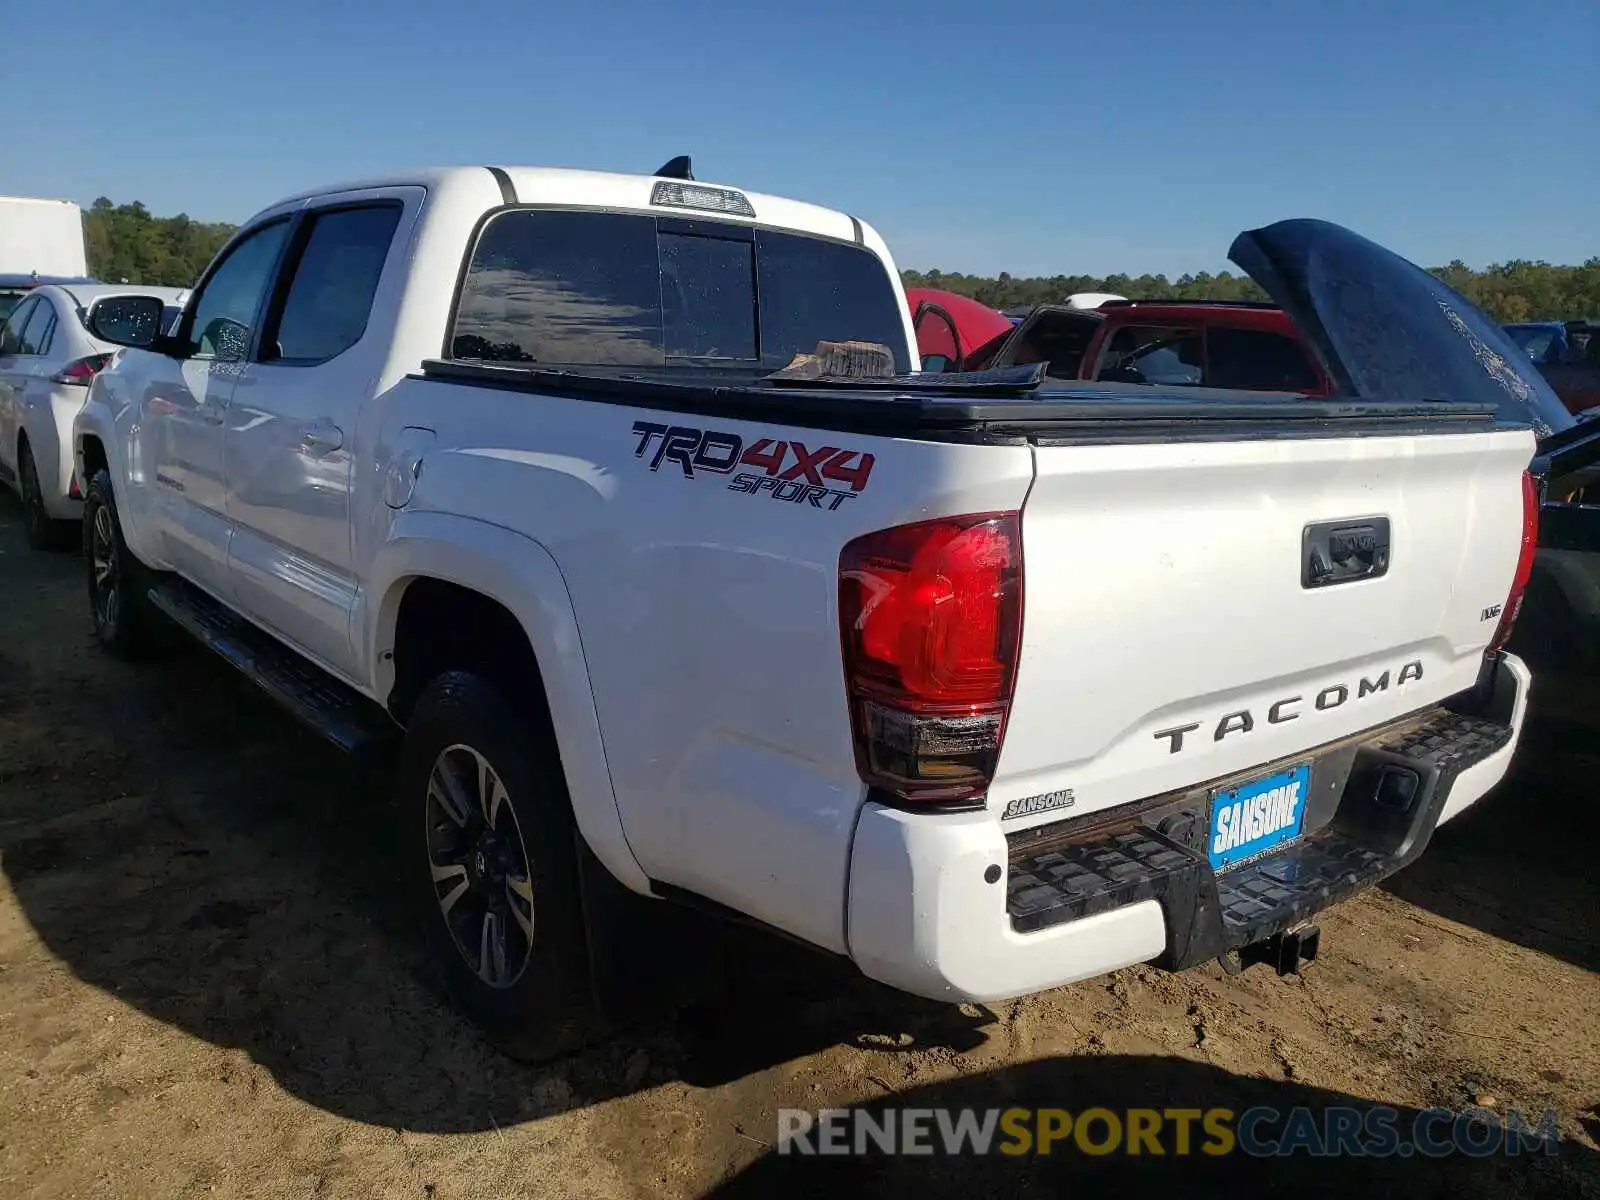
[19,441,75,552]
[400,669,600,1060]
[82,468,165,659]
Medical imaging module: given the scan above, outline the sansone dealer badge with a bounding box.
[1001,789,1076,821]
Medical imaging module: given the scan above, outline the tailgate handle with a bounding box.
[1302,518,1390,588]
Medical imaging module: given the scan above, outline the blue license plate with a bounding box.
[1208,764,1310,871]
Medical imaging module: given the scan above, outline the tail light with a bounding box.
[1487,470,1539,655]
[839,512,1023,805]
[49,353,113,386]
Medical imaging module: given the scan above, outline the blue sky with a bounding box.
[5,0,1594,276]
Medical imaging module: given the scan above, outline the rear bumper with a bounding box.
[844,653,1529,1003]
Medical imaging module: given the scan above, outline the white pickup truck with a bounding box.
[74,160,1567,1056]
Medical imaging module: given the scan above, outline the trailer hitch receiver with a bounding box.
[1223,924,1322,978]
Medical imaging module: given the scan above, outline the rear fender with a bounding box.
[364,511,650,894]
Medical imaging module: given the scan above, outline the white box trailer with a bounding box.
[0,196,89,278]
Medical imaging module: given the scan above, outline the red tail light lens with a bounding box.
[839,512,1022,804]
[1487,470,1539,655]
[49,353,113,386]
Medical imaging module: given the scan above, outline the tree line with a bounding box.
[82,199,236,289]
[81,198,1596,324]
[905,258,1600,324]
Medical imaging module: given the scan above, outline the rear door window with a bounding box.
[1205,326,1321,392]
[19,298,56,356]
[0,297,38,356]
[267,204,403,363]
[451,209,909,372]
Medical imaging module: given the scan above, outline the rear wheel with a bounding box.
[400,670,600,1060]
[19,441,74,552]
[82,469,165,659]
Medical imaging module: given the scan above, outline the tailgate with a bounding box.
[989,427,1535,826]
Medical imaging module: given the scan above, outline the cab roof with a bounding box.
[250,164,872,249]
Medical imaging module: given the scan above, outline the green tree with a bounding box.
[904,259,1594,322]
[80,198,1598,325]
[81,200,235,286]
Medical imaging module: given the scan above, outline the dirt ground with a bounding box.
[0,491,1597,1200]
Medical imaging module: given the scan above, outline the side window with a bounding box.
[1206,326,1321,393]
[185,220,292,362]
[19,299,56,356]
[269,205,403,363]
[1015,311,1100,379]
[0,297,38,356]
[452,210,661,365]
[1096,324,1203,386]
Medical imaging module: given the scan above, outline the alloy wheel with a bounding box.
[89,504,119,634]
[425,743,536,989]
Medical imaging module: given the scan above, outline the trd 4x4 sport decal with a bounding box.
[630,421,875,511]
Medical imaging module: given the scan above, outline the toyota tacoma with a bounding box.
[73,159,1571,1055]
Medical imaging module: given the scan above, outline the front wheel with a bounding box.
[82,469,164,659]
[400,670,600,1060]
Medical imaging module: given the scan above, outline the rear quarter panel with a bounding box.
[370,378,1034,951]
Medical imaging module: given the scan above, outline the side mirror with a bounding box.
[920,354,951,373]
[200,316,250,361]
[87,294,171,350]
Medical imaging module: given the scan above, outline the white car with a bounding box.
[0,283,187,547]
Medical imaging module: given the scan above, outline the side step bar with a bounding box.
[147,579,398,758]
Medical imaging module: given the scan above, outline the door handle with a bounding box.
[299,421,344,454]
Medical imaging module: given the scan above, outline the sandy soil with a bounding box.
[0,491,1596,1199]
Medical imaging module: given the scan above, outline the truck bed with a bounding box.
[420,358,1506,444]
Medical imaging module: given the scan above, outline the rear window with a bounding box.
[449,209,908,372]
[1206,327,1321,392]
[0,289,29,323]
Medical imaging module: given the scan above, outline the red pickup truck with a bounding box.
[908,288,1336,395]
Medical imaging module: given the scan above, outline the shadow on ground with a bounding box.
[0,492,992,1134]
[1380,718,1600,973]
[706,1054,1595,1199]
[1,489,1595,1165]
